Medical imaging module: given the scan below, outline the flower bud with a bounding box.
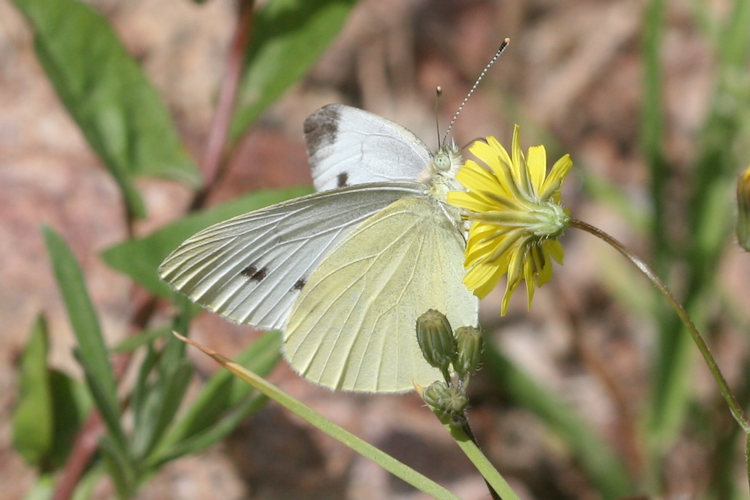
[454,326,483,378]
[737,165,750,251]
[416,309,457,375]
[422,381,468,421]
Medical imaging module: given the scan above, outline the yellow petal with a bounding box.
[475,143,524,202]
[510,125,527,189]
[539,154,572,200]
[456,160,497,190]
[501,275,522,316]
[485,136,513,170]
[523,257,536,309]
[526,145,547,196]
[446,191,494,212]
[456,163,514,206]
[465,262,505,298]
[469,140,502,168]
[545,238,565,264]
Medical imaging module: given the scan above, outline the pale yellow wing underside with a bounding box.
[284,196,479,393]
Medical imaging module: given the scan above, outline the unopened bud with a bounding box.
[454,326,483,378]
[416,309,457,374]
[422,381,468,421]
[737,165,750,251]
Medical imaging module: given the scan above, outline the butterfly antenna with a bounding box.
[435,86,443,148]
[442,38,510,146]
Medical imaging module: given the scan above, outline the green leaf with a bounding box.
[42,227,126,450]
[101,186,312,296]
[11,0,199,218]
[230,0,357,139]
[133,360,194,461]
[12,316,53,467]
[483,344,633,498]
[47,369,91,470]
[132,345,159,450]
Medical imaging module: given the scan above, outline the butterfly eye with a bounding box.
[433,150,452,172]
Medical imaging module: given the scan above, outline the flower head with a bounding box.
[447,125,572,315]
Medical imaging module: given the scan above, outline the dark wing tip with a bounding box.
[304,104,341,155]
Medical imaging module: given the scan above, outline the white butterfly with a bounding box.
[159,104,478,392]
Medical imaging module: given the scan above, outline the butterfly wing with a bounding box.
[284,196,478,393]
[304,104,432,192]
[158,183,426,330]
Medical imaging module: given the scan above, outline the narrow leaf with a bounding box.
[230,0,357,139]
[101,186,311,296]
[11,0,199,218]
[43,227,126,449]
[136,361,194,460]
[12,316,53,467]
[47,369,91,470]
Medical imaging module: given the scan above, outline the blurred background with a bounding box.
[2,0,750,498]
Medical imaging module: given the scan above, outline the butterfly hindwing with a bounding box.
[304,104,432,192]
[158,183,427,330]
[284,196,479,393]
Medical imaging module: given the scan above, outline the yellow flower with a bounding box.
[447,125,572,315]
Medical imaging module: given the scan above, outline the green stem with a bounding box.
[570,218,750,433]
[459,418,501,500]
[446,420,520,500]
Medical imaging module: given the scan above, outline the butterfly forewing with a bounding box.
[304,104,432,192]
[284,196,479,393]
[158,183,427,330]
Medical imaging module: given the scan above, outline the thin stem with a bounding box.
[192,0,255,209]
[570,218,750,433]
[459,416,501,500]
[447,419,520,500]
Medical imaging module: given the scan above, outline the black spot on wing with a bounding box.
[241,265,267,281]
[303,105,340,154]
[293,278,306,291]
[336,172,348,188]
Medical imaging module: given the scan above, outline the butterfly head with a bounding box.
[421,141,464,204]
[432,140,463,176]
